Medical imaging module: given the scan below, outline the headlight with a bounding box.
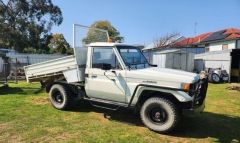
[182,83,191,91]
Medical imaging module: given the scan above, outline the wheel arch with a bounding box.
[136,90,181,108]
[130,85,192,110]
[46,81,78,96]
[46,81,67,93]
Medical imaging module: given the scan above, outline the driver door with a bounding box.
[85,47,127,103]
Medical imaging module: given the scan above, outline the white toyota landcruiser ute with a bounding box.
[24,42,208,133]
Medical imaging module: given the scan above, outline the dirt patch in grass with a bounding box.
[7,135,22,143]
[227,83,240,92]
[29,96,49,105]
[90,112,109,124]
[46,127,64,134]
[54,132,77,140]
[0,123,22,143]
[31,132,80,143]
[0,123,12,140]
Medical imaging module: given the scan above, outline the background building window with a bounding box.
[205,47,210,52]
[205,44,210,52]
[237,40,240,49]
[222,44,228,50]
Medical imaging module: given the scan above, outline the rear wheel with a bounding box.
[140,97,180,133]
[49,84,74,110]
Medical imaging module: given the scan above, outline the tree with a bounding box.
[0,0,63,53]
[83,20,124,44]
[153,32,181,49]
[48,33,73,55]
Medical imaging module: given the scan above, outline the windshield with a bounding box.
[117,46,150,69]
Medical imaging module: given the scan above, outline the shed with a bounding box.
[143,45,204,65]
[0,52,9,84]
[152,49,195,72]
[194,49,240,82]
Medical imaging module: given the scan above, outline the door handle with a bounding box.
[111,78,115,82]
[91,75,97,78]
[110,70,116,74]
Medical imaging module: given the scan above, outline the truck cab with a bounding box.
[25,42,208,133]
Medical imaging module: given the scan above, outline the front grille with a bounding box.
[189,81,200,97]
[189,78,208,107]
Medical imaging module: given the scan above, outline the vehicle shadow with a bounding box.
[0,85,24,95]
[171,112,240,143]
[70,102,240,143]
[70,101,143,126]
[0,85,44,95]
[32,87,44,94]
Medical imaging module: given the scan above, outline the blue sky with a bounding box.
[51,0,240,46]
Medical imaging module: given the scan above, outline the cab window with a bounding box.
[92,47,121,70]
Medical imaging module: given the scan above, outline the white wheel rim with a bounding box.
[212,74,220,82]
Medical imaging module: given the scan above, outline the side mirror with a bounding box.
[101,63,112,70]
[150,64,157,67]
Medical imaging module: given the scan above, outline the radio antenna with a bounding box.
[194,22,198,36]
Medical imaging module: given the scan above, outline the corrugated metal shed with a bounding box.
[152,49,195,72]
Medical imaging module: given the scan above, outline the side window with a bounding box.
[205,47,210,52]
[222,44,228,50]
[205,44,210,52]
[92,48,121,70]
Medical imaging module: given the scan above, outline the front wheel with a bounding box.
[140,97,180,133]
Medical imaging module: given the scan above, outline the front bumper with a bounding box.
[193,100,205,113]
[183,78,208,112]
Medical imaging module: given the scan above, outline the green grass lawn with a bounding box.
[0,82,239,143]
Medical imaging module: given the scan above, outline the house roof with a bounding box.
[174,28,240,47]
[174,33,212,47]
[142,36,185,51]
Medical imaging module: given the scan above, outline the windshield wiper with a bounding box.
[127,62,150,70]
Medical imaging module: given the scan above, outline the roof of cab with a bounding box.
[89,42,132,47]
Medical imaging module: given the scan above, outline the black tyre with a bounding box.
[140,97,179,133]
[211,73,220,83]
[49,84,74,110]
